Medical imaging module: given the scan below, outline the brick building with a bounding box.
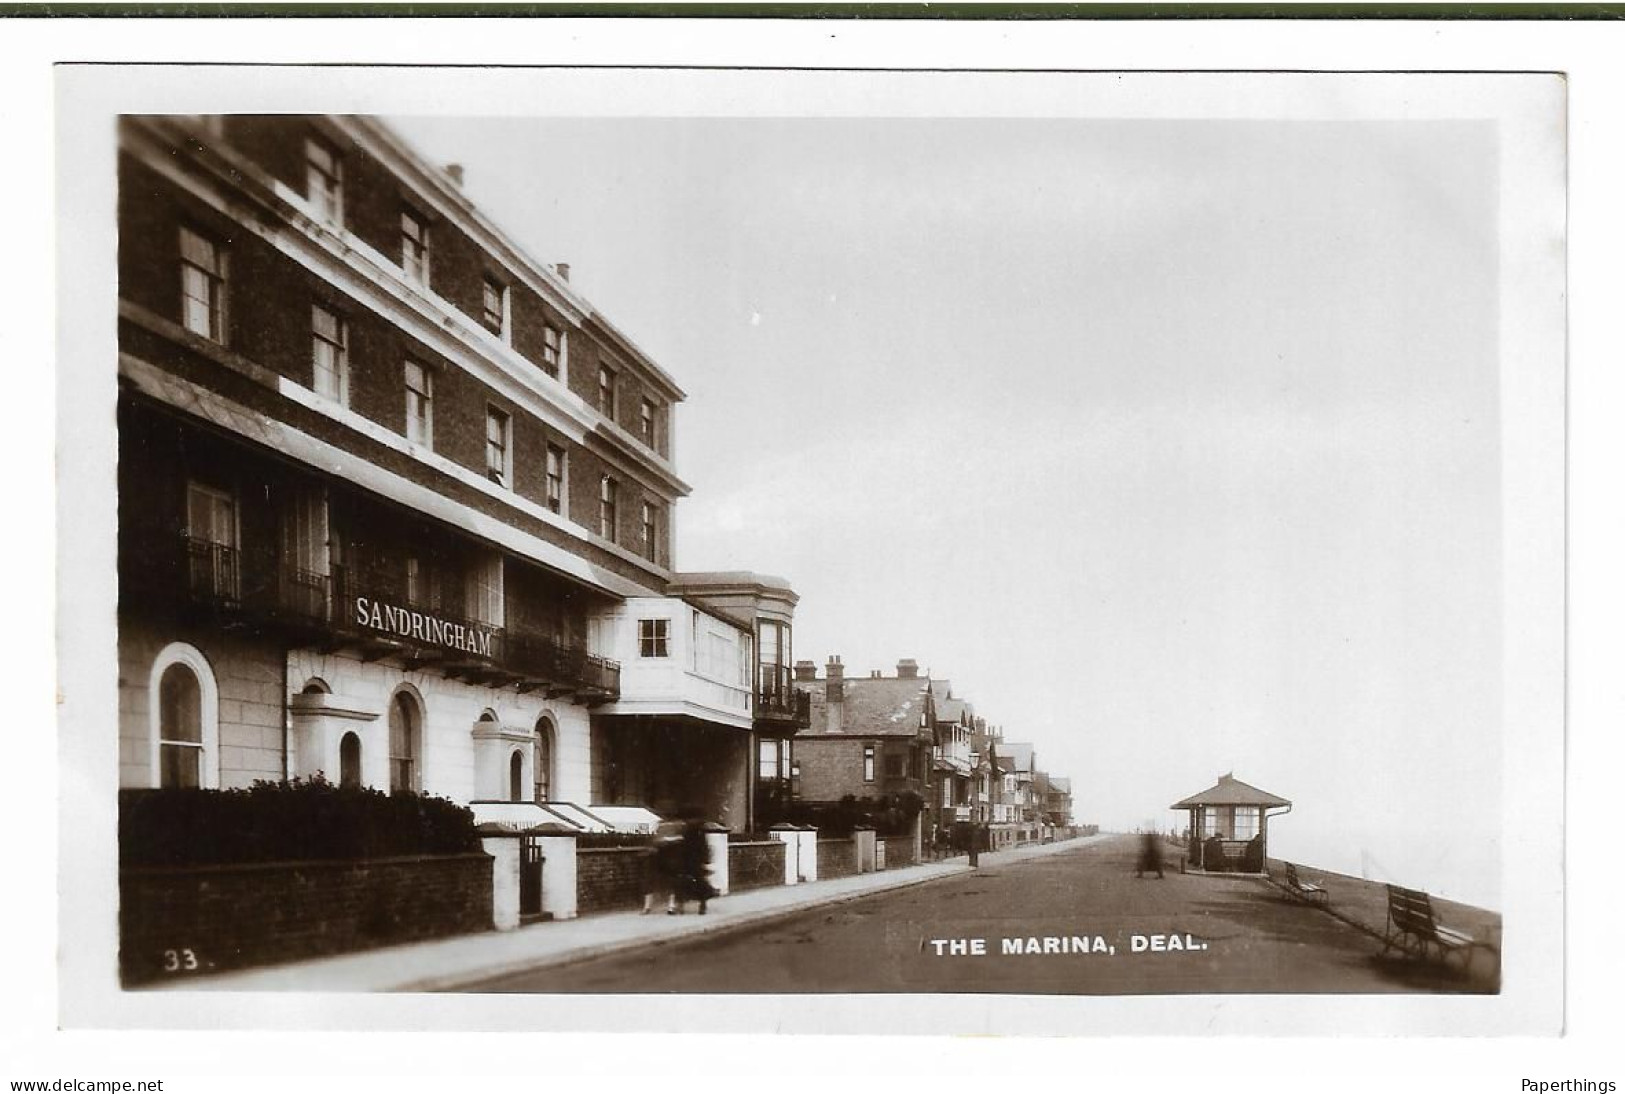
[788,657,935,852]
[115,114,805,830]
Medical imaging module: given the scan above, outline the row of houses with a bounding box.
[114,113,1074,861]
[784,657,1074,852]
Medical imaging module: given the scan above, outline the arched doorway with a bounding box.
[339,731,362,789]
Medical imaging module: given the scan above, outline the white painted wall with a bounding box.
[286,648,594,805]
[591,597,753,728]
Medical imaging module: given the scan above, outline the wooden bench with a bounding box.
[1382,884,1479,970]
[1283,862,1329,905]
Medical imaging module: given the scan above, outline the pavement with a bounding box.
[153,834,1104,993]
[466,832,1494,995]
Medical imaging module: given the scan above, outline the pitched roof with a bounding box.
[1170,773,1291,809]
[1002,742,1035,772]
[795,675,931,738]
[935,697,970,724]
[1049,777,1072,794]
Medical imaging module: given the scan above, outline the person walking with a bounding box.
[641,822,683,915]
[1135,831,1165,879]
[674,815,716,915]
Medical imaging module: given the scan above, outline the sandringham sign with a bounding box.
[353,596,497,658]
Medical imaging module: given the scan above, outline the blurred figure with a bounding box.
[1135,831,1165,879]
[673,815,716,915]
[642,821,683,914]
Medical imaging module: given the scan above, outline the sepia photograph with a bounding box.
[52,59,1565,1040]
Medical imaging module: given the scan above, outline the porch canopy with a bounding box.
[1170,773,1290,874]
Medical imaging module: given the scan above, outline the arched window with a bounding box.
[534,717,555,803]
[148,642,219,789]
[158,664,203,788]
[340,731,362,790]
[388,689,422,793]
[509,749,525,802]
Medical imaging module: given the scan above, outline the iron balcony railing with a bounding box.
[756,665,812,725]
[171,535,618,698]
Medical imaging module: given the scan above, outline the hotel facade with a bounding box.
[116,114,805,832]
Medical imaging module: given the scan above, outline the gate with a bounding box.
[520,835,545,921]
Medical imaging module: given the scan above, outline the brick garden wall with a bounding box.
[879,837,918,869]
[575,846,652,915]
[817,838,858,880]
[727,841,785,892]
[120,852,491,986]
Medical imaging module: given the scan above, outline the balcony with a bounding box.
[755,666,811,729]
[162,534,619,702]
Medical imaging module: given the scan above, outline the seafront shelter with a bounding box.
[1172,773,1291,875]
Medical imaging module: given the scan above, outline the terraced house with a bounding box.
[115,114,806,833]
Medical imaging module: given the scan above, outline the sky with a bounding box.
[389,115,1503,908]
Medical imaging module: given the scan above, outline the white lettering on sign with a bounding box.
[353,596,495,658]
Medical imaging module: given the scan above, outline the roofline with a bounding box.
[350,116,689,403]
[667,571,800,606]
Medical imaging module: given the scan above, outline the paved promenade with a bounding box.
[154,835,1102,993]
[148,833,1498,994]
[470,833,1498,995]
[1260,856,1502,992]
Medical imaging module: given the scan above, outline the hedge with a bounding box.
[119,777,481,867]
[759,792,922,837]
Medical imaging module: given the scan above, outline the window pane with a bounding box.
[186,484,235,546]
[160,744,201,790]
[179,227,218,272]
[159,664,202,744]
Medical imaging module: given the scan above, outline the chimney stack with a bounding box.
[793,660,817,682]
[444,163,465,187]
[896,658,919,679]
[556,262,571,282]
[824,656,844,732]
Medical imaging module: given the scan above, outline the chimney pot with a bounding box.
[556,262,571,282]
[444,163,465,187]
[824,656,844,729]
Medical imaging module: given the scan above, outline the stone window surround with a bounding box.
[148,641,222,790]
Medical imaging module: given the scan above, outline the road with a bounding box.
[464,834,1482,994]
